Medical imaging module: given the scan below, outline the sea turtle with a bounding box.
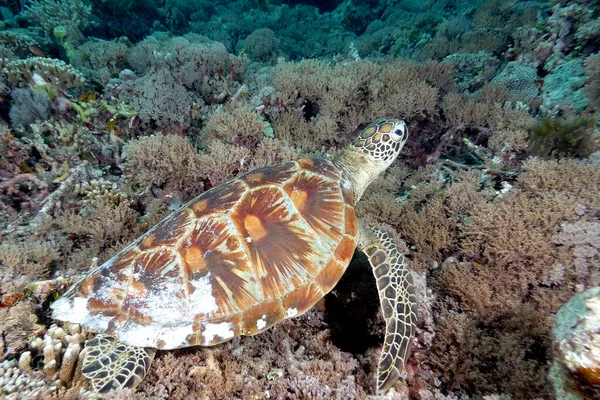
[51,118,417,394]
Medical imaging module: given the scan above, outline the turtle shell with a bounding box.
[52,158,357,350]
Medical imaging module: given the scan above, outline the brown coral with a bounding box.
[201,104,266,149]
[57,197,139,268]
[425,154,600,397]
[0,241,60,296]
[0,301,44,358]
[121,133,205,196]
[273,59,438,133]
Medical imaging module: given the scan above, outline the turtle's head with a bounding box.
[334,118,409,203]
[351,118,408,169]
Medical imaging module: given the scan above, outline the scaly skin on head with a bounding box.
[334,118,408,204]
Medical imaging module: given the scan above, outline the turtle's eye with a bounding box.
[389,120,408,142]
[391,127,405,142]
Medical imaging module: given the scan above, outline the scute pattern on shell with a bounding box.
[52,158,356,350]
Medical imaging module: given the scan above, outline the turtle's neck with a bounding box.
[333,147,384,205]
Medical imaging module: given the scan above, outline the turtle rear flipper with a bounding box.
[362,227,417,393]
[82,335,157,393]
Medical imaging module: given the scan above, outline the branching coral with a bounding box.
[124,35,247,111]
[74,178,129,205]
[197,140,253,186]
[397,196,456,268]
[273,59,438,132]
[126,36,161,74]
[22,0,92,46]
[0,321,95,398]
[70,38,129,85]
[0,358,58,398]
[57,197,139,266]
[421,153,600,397]
[201,104,266,149]
[428,86,534,167]
[163,35,246,94]
[0,301,44,359]
[368,61,439,120]
[0,31,40,58]
[416,60,456,95]
[270,111,335,154]
[460,191,575,310]
[0,241,59,284]
[246,137,302,170]
[443,85,532,130]
[118,69,193,130]
[3,57,85,89]
[519,156,600,212]
[121,133,205,196]
[349,139,599,397]
[429,306,551,397]
[0,2,598,399]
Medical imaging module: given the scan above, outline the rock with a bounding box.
[549,287,600,399]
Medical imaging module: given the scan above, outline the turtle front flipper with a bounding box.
[362,227,417,393]
[82,335,157,393]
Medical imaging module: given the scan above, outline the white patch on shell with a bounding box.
[127,280,185,325]
[116,323,154,347]
[51,296,112,333]
[202,322,234,344]
[286,307,298,318]
[110,272,218,348]
[188,273,218,315]
[256,314,267,330]
[55,269,219,349]
[162,325,194,349]
[52,296,88,321]
[124,271,217,329]
[118,321,194,349]
[83,313,113,333]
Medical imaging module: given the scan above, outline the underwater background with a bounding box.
[0,0,600,398]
